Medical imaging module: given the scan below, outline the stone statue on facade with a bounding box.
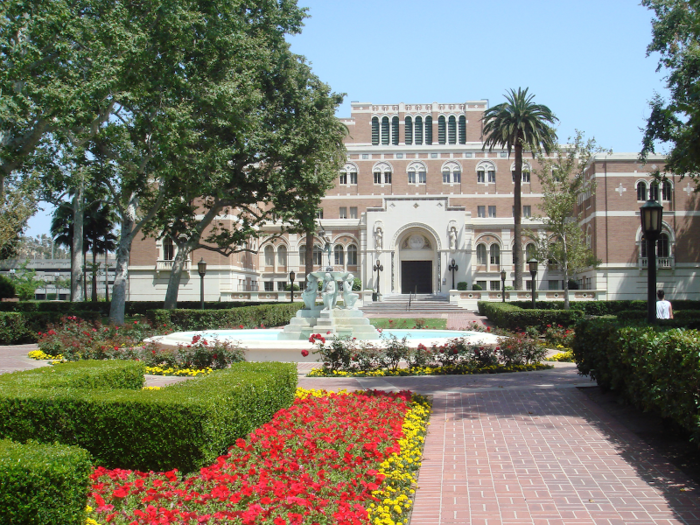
[341,273,359,310]
[302,273,319,309]
[321,272,338,311]
[375,227,383,250]
[449,227,457,252]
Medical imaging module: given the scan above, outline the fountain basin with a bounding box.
[147,329,502,362]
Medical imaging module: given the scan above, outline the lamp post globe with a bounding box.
[640,199,664,323]
[448,259,458,290]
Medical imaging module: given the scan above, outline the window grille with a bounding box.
[458,115,466,144]
[425,116,433,144]
[371,117,379,145]
[438,116,446,145]
[381,116,389,145]
[414,116,423,145]
[391,116,399,145]
[448,116,456,144]
[405,117,413,145]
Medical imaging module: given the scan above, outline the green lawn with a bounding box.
[370,318,447,330]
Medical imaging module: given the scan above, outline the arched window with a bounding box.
[477,162,495,184]
[525,243,536,261]
[404,117,413,145]
[649,181,659,201]
[458,115,466,144]
[414,116,423,145]
[657,233,670,257]
[438,116,446,144]
[339,163,358,186]
[442,162,462,184]
[264,245,274,266]
[511,162,531,183]
[372,162,392,185]
[476,244,487,265]
[371,117,379,146]
[448,115,457,144]
[347,244,358,265]
[662,180,672,201]
[334,245,344,266]
[425,116,433,144]
[163,238,175,261]
[381,116,390,145]
[313,245,323,265]
[637,181,647,201]
[299,245,306,266]
[277,245,287,268]
[407,162,427,184]
[490,244,501,266]
[391,116,399,145]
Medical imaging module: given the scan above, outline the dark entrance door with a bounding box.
[401,261,432,294]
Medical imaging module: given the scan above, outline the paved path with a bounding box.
[3,344,700,524]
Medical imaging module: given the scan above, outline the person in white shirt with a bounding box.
[656,289,673,319]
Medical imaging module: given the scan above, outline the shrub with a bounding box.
[478,302,584,331]
[0,312,32,344]
[457,282,468,291]
[498,333,547,365]
[147,303,304,331]
[0,361,296,473]
[472,283,483,290]
[543,324,575,348]
[141,334,246,370]
[0,439,93,525]
[0,275,15,299]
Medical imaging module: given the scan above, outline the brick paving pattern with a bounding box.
[3,340,700,524]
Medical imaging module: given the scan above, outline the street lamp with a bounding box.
[500,268,506,302]
[640,199,664,324]
[528,259,538,309]
[55,272,60,300]
[448,259,458,290]
[197,258,207,310]
[373,259,383,301]
[289,270,296,303]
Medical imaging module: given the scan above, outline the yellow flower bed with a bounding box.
[546,349,575,362]
[27,349,63,360]
[144,366,212,377]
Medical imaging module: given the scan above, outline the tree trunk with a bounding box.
[105,252,109,303]
[91,251,98,301]
[83,259,88,302]
[562,232,570,310]
[110,199,136,325]
[71,182,84,302]
[163,243,191,309]
[305,231,314,278]
[513,142,523,290]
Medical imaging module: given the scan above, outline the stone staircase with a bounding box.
[360,294,468,315]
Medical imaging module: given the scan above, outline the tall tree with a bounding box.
[529,131,604,309]
[0,172,37,257]
[641,0,700,185]
[481,88,558,289]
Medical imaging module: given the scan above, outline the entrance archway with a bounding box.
[396,228,438,294]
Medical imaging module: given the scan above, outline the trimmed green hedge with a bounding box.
[0,439,93,525]
[573,318,700,443]
[0,360,296,473]
[478,302,584,331]
[147,302,305,331]
[0,311,102,345]
[508,299,700,316]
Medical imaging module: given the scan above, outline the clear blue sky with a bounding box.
[27,0,666,238]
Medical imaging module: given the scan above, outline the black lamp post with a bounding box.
[500,269,506,302]
[289,270,295,303]
[640,199,664,324]
[448,259,458,290]
[528,258,538,309]
[373,259,383,300]
[197,257,207,310]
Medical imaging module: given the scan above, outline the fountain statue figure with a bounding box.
[302,273,319,309]
[342,273,359,309]
[321,272,338,311]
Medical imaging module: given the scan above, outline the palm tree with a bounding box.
[482,88,558,290]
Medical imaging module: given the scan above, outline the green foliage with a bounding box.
[370,318,447,330]
[456,282,468,291]
[352,278,362,291]
[0,311,101,345]
[0,361,297,473]
[472,283,483,290]
[0,439,93,525]
[573,318,700,442]
[0,275,15,299]
[478,301,584,331]
[147,303,304,331]
[12,261,44,301]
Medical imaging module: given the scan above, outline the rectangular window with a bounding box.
[476,280,487,290]
[453,171,461,183]
[374,171,381,184]
[339,173,347,185]
[523,205,531,217]
[548,280,560,291]
[442,171,450,183]
[316,209,323,219]
[384,172,392,184]
[526,280,533,291]
[418,171,426,184]
[339,207,347,219]
[488,170,496,183]
[350,172,357,184]
[477,206,485,218]
[523,171,530,183]
[264,281,274,292]
[488,206,496,218]
[490,281,501,291]
[276,281,286,291]
[408,171,416,184]
[350,207,358,219]
[477,170,485,183]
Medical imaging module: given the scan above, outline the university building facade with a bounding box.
[127,101,700,306]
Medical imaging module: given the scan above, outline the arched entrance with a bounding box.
[397,229,438,294]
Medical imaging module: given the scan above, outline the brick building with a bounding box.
[127,101,700,306]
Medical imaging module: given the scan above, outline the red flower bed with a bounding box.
[88,390,415,524]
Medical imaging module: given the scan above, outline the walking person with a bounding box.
[656,289,673,319]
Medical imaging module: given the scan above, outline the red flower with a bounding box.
[239,324,244,329]
[301,349,309,357]
[486,327,491,332]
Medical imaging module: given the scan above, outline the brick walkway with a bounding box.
[4,344,700,524]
